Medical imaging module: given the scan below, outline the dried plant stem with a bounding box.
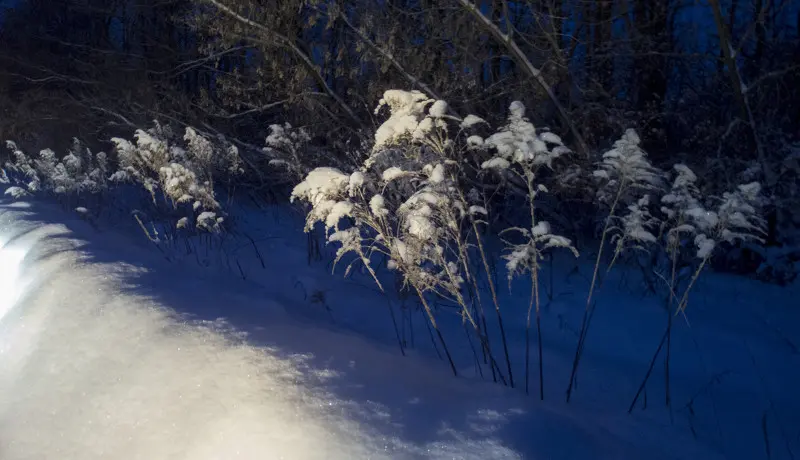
[416,288,457,376]
[631,256,708,411]
[567,187,622,402]
[472,222,515,388]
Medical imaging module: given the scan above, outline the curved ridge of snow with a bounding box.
[0,207,385,459]
[0,202,524,460]
[0,199,758,460]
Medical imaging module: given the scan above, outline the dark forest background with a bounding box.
[1,0,799,272]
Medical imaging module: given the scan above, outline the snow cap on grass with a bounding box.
[481,101,568,169]
[595,129,663,193]
[460,115,487,129]
[373,90,433,150]
[4,186,29,199]
[429,100,449,118]
[291,167,350,205]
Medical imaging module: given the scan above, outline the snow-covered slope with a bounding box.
[0,199,796,459]
[0,202,390,459]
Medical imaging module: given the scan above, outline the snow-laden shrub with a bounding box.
[293,90,526,379]
[293,91,588,388]
[4,186,28,199]
[477,100,579,396]
[745,142,800,284]
[262,123,313,183]
[567,128,665,401]
[263,122,362,189]
[673,180,765,310]
[2,124,241,235]
[776,142,800,243]
[477,101,579,269]
[3,138,109,201]
[286,89,770,395]
[610,195,659,252]
[479,101,570,171]
[587,129,666,269]
[661,164,765,268]
[292,94,479,302]
[625,163,768,411]
[110,123,241,232]
[593,129,663,208]
[3,141,42,193]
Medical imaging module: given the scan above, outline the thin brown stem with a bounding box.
[567,187,623,402]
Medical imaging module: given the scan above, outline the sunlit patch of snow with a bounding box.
[0,219,387,460]
[0,206,522,460]
[0,243,26,321]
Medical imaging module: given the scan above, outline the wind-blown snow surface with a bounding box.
[0,203,386,459]
[0,201,538,459]
[0,199,796,459]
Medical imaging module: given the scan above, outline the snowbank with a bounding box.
[0,202,390,459]
[1,199,795,460]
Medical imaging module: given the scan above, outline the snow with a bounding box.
[508,101,525,119]
[429,100,449,118]
[3,186,28,199]
[382,166,408,182]
[481,157,510,170]
[373,90,433,150]
[369,194,388,217]
[428,164,445,184]
[460,115,487,129]
[196,211,218,230]
[468,205,488,216]
[290,167,350,204]
[0,209,377,460]
[481,102,565,169]
[0,197,798,460]
[348,171,365,191]
[466,135,484,147]
[539,132,563,145]
[0,201,518,459]
[531,221,550,236]
[325,200,354,230]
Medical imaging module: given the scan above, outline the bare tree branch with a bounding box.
[455,0,588,156]
[213,99,291,119]
[709,0,776,188]
[336,10,442,102]
[205,0,365,130]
